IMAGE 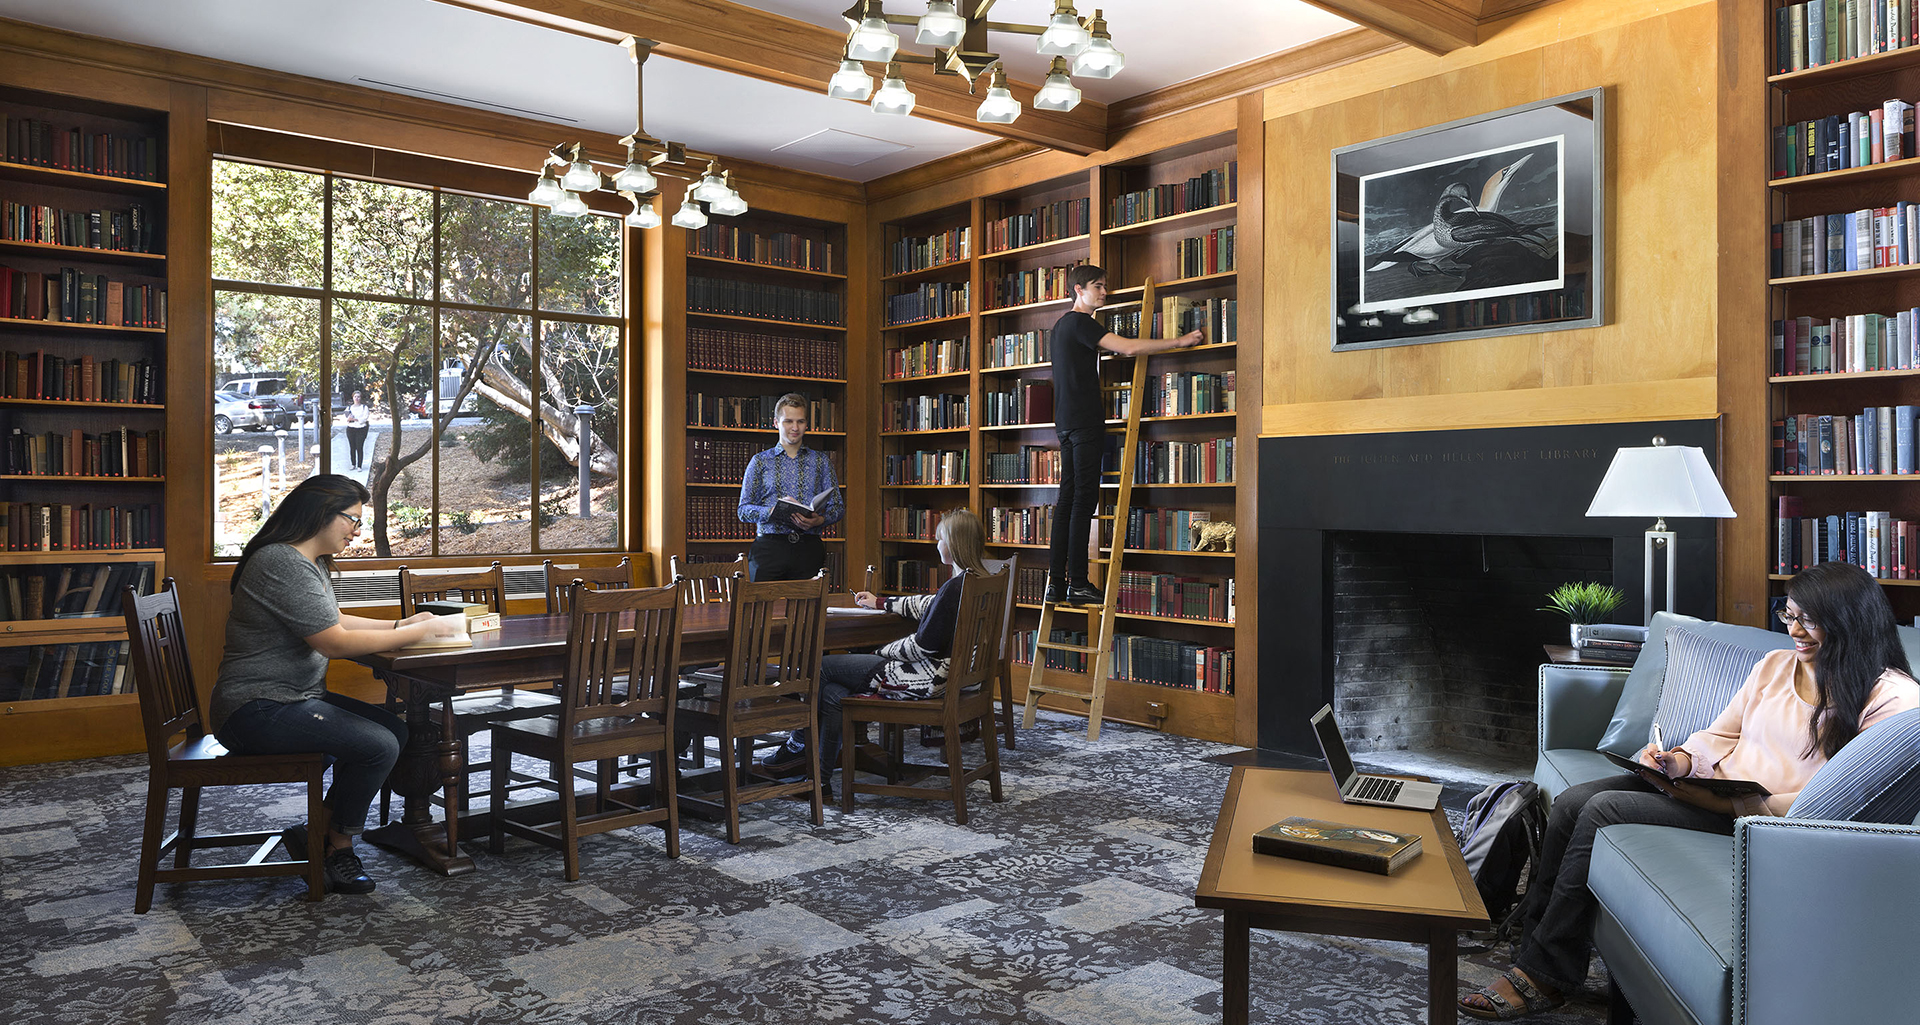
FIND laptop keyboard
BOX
[1353,775,1404,803]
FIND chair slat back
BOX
[980,554,1019,661]
[943,568,1011,705]
[721,575,828,705]
[563,582,683,728]
[671,554,744,605]
[123,577,202,760]
[544,557,633,614]
[397,561,506,616]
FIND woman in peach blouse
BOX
[1462,561,1920,1019]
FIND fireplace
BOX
[1256,419,1721,757]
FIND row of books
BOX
[885,557,946,594]
[1771,99,1915,180]
[1107,163,1237,227]
[1105,297,1238,343]
[1012,622,1234,693]
[686,276,843,326]
[3,427,164,478]
[0,639,133,701]
[984,198,1090,253]
[984,263,1081,310]
[1776,497,1920,578]
[881,505,944,541]
[1773,407,1920,474]
[884,393,970,432]
[986,330,1047,368]
[886,281,971,326]
[1770,311,1920,375]
[1137,437,1236,484]
[0,561,153,622]
[1110,570,1234,623]
[1175,227,1237,278]
[685,494,843,541]
[1771,206,1920,279]
[883,449,968,485]
[985,504,1053,546]
[1113,507,1217,552]
[2,200,159,254]
[984,445,1060,485]
[888,226,970,275]
[1111,371,1236,418]
[885,337,968,379]
[686,436,766,486]
[3,352,160,404]
[1,116,161,180]
[1774,1,1920,75]
[984,379,1053,426]
[3,502,162,551]
[686,326,843,380]
[689,224,835,273]
[687,392,843,433]
[0,265,167,326]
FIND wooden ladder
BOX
[1021,278,1157,741]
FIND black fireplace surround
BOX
[1256,418,1721,756]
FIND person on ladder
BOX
[1047,265,1202,606]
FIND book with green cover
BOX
[1251,816,1423,875]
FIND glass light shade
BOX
[1036,12,1091,56]
[671,195,709,229]
[560,160,602,192]
[915,1,966,47]
[847,16,901,62]
[976,85,1020,124]
[691,171,730,204]
[1032,71,1081,112]
[549,191,590,218]
[1073,36,1124,78]
[527,172,565,207]
[827,59,873,101]
[625,199,661,229]
[871,71,916,116]
[708,189,748,217]
[612,161,657,193]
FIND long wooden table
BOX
[353,602,910,875]
[1194,767,1489,1025]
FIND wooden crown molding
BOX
[432,0,1110,155]
[1298,0,1484,55]
[1108,27,1404,130]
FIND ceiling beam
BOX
[1296,0,1484,55]
[433,0,1111,155]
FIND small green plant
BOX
[1540,582,1626,624]
[397,468,419,502]
[389,504,431,538]
[448,509,481,534]
[538,493,570,529]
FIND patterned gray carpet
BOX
[0,713,1612,1024]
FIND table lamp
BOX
[1585,436,1737,625]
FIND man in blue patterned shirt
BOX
[737,393,843,581]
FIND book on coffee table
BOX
[1252,815,1423,875]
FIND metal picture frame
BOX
[1330,87,1605,350]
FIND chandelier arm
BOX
[984,22,1047,35]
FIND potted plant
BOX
[1540,581,1627,647]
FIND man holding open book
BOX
[737,392,842,582]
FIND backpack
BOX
[1454,780,1546,939]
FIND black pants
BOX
[748,532,825,582]
[1049,425,1105,585]
[345,425,369,469]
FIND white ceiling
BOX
[0,0,1354,181]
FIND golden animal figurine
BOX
[1190,520,1236,552]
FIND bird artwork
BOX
[1365,153,1556,285]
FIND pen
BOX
[1651,722,1666,752]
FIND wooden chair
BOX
[980,554,1020,750]
[490,582,683,880]
[126,577,326,913]
[841,567,1009,825]
[676,574,829,843]
[543,556,634,614]
[671,553,745,603]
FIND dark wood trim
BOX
[1296,0,1482,55]
[1109,28,1405,130]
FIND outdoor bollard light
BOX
[574,403,596,519]
[295,413,307,462]
[274,430,287,488]
[258,446,275,514]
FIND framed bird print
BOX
[1330,88,1605,350]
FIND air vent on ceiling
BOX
[354,78,578,123]
[771,129,910,167]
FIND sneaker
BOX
[1043,581,1068,604]
[759,743,810,778]
[282,824,313,862]
[1064,583,1105,607]
[323,846,376,895]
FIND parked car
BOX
[212,393,288,434]
[216,376,308,423]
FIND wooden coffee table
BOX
[1195,767,1489,1025]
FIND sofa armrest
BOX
[1537,664,1628,754]
[1736,816,1920,1025]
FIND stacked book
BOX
[1576,623,1648,666]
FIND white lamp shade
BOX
[625,199,661,229]
[549,191,590,218]
[1586,444,1737,519]
[527,174,565,207]
[916,1,966,46]
[847,16,901,62]
[827,59,873,100]
[1032,72,1081,112]
[871,74,916,115]
[560,160,602,192]
[976,85,1020,124]
[1074,36,1124,78]
[691,172,730,204]
[671,195,709,229]
[709,190,748,217]
[612,162,657,193]
[1036,11,1091,56]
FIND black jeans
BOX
[1512,774,1735,994]
[215,692,407,835]
[748,532,825,582]
[345,425,370,469]
[1049,425,1105,586]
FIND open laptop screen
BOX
[1310,704,1356,787]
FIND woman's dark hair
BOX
[231,474,370,590]
[1785,561,1911,758]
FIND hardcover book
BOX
[1251,816,1423,875]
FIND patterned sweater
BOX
[871,572,968,700]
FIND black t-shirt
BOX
[1050,310,1106,430]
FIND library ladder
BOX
[1020,279,1157,741]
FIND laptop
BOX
[1309,704,1444,811]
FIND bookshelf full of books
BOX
[872,128,1253,743]
[0,84,169,738]
[680,209,850,589]
[1767,2,1920,618]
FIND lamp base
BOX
[1643,528,1676,626]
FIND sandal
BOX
[1459,968,1565,1020]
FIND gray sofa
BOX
[1534,612,1920,1025]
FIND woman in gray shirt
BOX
[212,475,461,894]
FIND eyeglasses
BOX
[337,511,364,529]
[1776,608,1820,631]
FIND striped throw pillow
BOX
[1651,628,1758,749]
[1788,708,1920,824]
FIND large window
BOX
[211,160,623,557]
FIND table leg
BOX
[363,681,476,876]
[1427,925,1458,1025]
[1223,909,1249,1025]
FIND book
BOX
[772,487,836,523]
[1251,816,1423,875]
[399,613,472,649]
[416,600,500,633]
